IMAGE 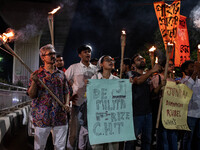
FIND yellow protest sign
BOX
[162,81,193,131]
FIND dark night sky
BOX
[63,0,200,68]
[0,0,200,70]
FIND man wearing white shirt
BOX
[181,60,200,150]
[65,45,97,150]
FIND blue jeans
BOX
[156,123,177,150]
[124,113,152,150]
[183,116,200,150]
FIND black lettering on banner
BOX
[167,27,177,38]
[93,122,102,136]
[156,4,166,17]
[159,16,179,26]
[179,19,186,28]
[104,122,113,135]
[180,45,190,53]
[114,122,124,134]
[163,118,177,125]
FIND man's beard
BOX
[137,65,146,70]
[137,62,146,70]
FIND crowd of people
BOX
[28,44,200,150]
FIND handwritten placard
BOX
[87,79,135,145]
[162,81,193,131]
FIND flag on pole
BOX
[154,0,181,58]
[174,15,190,67]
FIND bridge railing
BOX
[0,82,31,115]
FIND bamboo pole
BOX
[156,43,173,128]
[120,30,126,79]
[1,42,67,110]
[48,15,54,47]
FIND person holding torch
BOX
[124,53,161,150]
[151,58,178,150]
[27,44,70,150]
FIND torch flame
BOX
[48,6,61,15]
[149,46,156,52]
[167,42,174,46]
[155,57,158,64]
[0,30,15,43]
[121,30,126,35]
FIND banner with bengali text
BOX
[174,15,190,67]
[87,79,135,145]
[154,0,181,56]
[162,81,193,131]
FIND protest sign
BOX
[87,79,135,145]
[162,81,193,130]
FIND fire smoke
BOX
[190,2,200,29]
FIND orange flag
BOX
[154,0,181,52]
[174,15,190,67]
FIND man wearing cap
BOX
[65,45,97,150]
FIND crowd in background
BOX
[28,44,200,150]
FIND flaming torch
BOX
[0,30,67,110]
[120,29,126,79]
[149,46,156,68]
[48,6,61,47]
[155,57,158,64]
[197,44,200,62]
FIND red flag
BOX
[174,15,190,67]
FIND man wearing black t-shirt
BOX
[124,53,160,150]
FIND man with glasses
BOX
[65,45,97,150]
[28,44,70,150]
[124,53,160,150]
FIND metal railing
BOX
[0,82,31,115]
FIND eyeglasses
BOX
[168,64,174,67]
[104,58,115,63]
[43,52,56,56]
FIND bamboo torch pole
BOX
[120,30,126,79]
[156,42,173,128]
[48,15,54,47]
[0,40,67,110]
[48,6,61,47]
[149,46,156,68]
